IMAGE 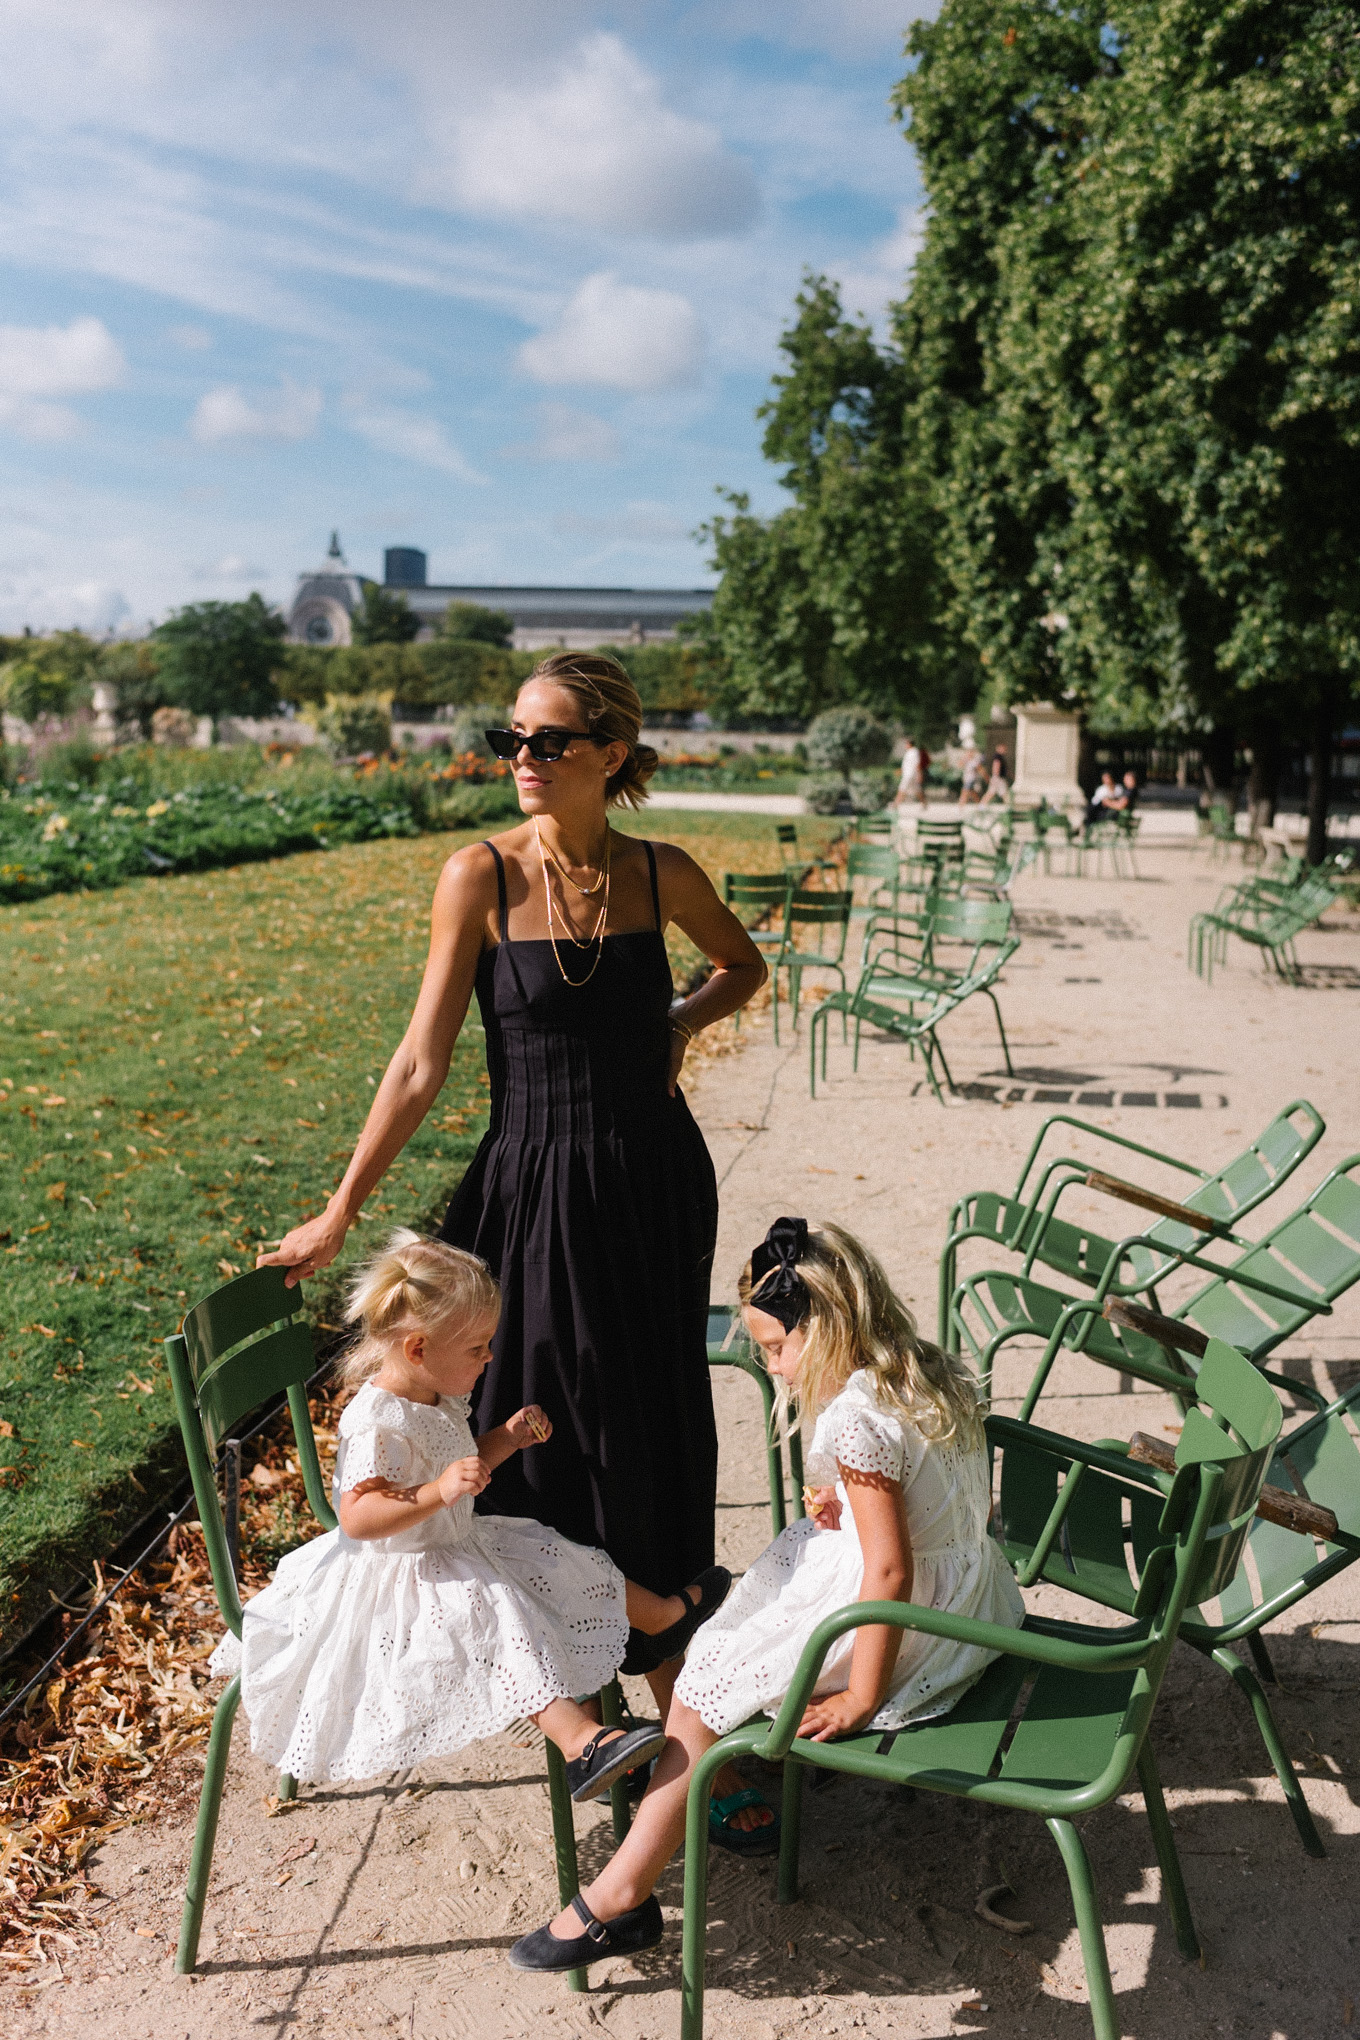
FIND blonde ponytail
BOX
[336,1229,500,1390]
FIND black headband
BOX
[748,1216,810,1332]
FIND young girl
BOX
[508,1216,1025,1973]
[212,1232,728,1801]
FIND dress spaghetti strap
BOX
[643,840,661,932]
[483,840,508,944]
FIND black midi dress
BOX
[440,840,719,1596]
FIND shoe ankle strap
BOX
[570,1892,609,1944]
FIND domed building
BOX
[286,532,365,646]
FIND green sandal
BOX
[708,1788,780,1857]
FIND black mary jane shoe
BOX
[621,1565,732,1677]
[566,1725,668,1804]
[508,1891,664,1973]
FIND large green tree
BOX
[351,582,421,645]
[152,595,287,721]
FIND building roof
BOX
[396,584,713,630]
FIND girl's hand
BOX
[257,1201,349,1288]
[438,1454,490,1507]
[505,1405,552,1450]
[803,1485,841,1531]
[796,1689,876,1743]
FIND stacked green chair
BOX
[844,841,901,917]
[947,1152,1360,1418]
[858,894,1017,1077]
[809,927,1018,1103]
[1189,867,1337,983]
[681,1339,1277,2040]
[993,1307,1360,1858]
[770,887,853,1041]
[166,1266,628,1994]
[938,1100,1326,1345]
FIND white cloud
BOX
[432,32,757,239]
[193,553,267,581]
[554,501,689,543]
[189,379,322,442]
[0,313,127,395]
[0,397,84,441]
[503,401,620,463]
[519,273,703,393]
[167,322,213,349]
[343,403,487,482]
[834,205,926,329]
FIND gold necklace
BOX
[536,822,612,985]
[534,820,609,896]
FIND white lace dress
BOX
[674,1370,1024,1737]
[209,1383,628,1783]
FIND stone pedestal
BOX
[91,679,119,744]
[1012,702,1084,811]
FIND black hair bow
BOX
[748,1215,810,1332]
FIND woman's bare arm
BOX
[258,843,498,1284]
[653,844,767,1093]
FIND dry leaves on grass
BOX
[0,1387,344,1973]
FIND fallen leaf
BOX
[46,1181,67,1202]
[276,1836,316,1866]
[217,1260,239,1278]
[42,1095,67,1108]
[249,1464,285,1490]
[134,1927,157,1940]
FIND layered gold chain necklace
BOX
[534,819,612,986]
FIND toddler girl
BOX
[212,1231,726,1801]
[509,1216,1024,1972]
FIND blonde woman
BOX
[508,1217,1023,1975]
[261,654,764,1714]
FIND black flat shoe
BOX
[508,1892,664,1973]
[621,1565,732,1677]
[565,1725,667,1803]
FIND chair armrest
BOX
[756,1601,1155,1761]
[1013,1116,1207,1205]
[986,1413,1170,1491]
[1084,1169,1225,1235]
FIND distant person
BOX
[1085,770,1126,829]
[894,735,926,808]
[957,743,984,804]
[1120,770,1139,813]
[979,745,1009,804]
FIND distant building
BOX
[284,535,714,650]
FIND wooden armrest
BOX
[1127,1433,1338,1541]
[1103,1296,1209,1357]
[1085,1167,1221,1234]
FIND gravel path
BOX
[12,843,1360,2040]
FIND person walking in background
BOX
[259,652,766,1719]
[894,735,927,809]
[979,744,1009,804]
[957,742,984,804]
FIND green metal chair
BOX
[770,887,853,1042]
[949,1152,1360,1419]
[809,933,1017,1103]
[706,1304,805,1534]
[681,1340,1275,2040]
[722,870,794,963]
[993,1308,1360,1858]
[166,1266,626,1993]
[858,895,1018,1077]
[1189,869,1337,984]
[853,809,896,841]
[845,841,901,917]
[938,1099,1326,1345]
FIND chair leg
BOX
[278,1771,297,1803]
[599,1679,631,1844]
[1246,1631,1276,1684]
[1136,1741,1199,1959]
[1046,1816,1118,2040]
[984,989,1015,1076]
[681,1740,737,2040]
[777,1756,804,1905]
[544,1736,588,1992]
[1211,1645,1326,1857]
[176,1675,241,1972]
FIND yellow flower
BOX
[41,813,70,842]
[145,800,170,819]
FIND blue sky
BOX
[0,2,932,633]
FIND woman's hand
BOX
[437,1454,491,1507]
[504,1404,552,1451]
[257,1201,350,1288]
[803,1485,842,1531]
[796,1688,877,1742]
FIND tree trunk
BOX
[1306,686,1336,866]
[1199,725,1236,812]
[1246,735,1278,839]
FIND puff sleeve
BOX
[335,1424,415,1492]
[806,1398,907,1487]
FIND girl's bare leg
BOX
[642,1665,770,1835]
[626,1582,688,1632]
[534,1697,618,1761]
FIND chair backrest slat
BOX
[182,1264,302,1388]
[196,1321,317,1456]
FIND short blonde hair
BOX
[521,651,658,810]
[739,1220,983,1450]
[336,1229,500,1390]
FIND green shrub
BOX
[313,697,392,758]
[805,706,894,775]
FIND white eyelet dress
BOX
[209,1384,629,1783]
[673,1370,1024,1738]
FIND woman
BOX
[261,653,765,1643]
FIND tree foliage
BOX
[439,601,514,648]
[151,595,287,720]
[351,582,421,645]
[0,630,101,726]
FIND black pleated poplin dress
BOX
[440,840,719,1597]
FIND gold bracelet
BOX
[670,1018,694,1044]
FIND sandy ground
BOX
[10,840,1360,2040]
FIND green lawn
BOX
[0,807,833,1643]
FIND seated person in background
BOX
[1120,769,1139,813]
[1085,769,1125,828]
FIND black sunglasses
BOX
[484,725,605,764]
